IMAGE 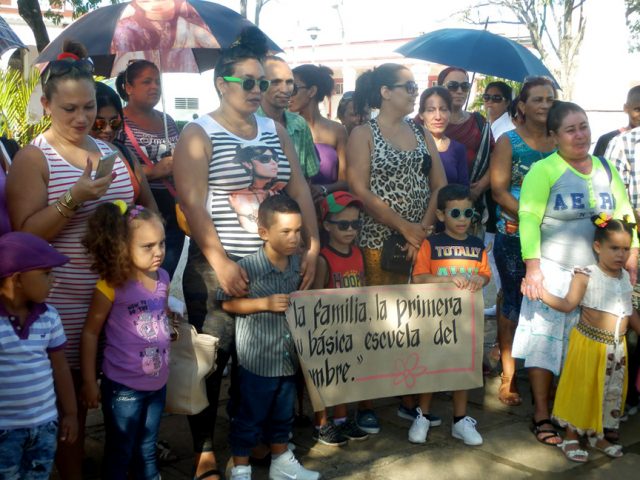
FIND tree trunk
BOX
[17,0,50,52]
[240,0,248,18]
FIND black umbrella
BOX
[35,0,282,76]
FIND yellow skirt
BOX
[552,325,627,437]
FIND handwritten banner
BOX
[286,284,484,411]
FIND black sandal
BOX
[530,418,562,446]
[194,469,222,480]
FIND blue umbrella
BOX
[396,28,557,85]
[35,0,281,76]
[0,16,25,56]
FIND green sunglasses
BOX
[223,76,270,92]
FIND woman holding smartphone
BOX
[6,40,136,480]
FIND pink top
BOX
[34,134,135,368]
[100,269,171,391]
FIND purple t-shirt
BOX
[439,139,469,185]
[101,269,171,391]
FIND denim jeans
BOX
[0,420,58,480]
[230,367,296,457]
[101,377,166,480]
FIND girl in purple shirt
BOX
[80,202,171,480]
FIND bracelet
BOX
[54,201,70,218]
[60,188,82,211]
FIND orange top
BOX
[413,232,491,280]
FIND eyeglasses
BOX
[292,84,309,96]
[482,94,505,103]
[43,59,94,84]
[446,81,471,93]
[92,118,123,132]
[445,208,476,219]
[387,81,419,95]
[223,76,270,92]
[326,219,363,231]
[252,154,276,164]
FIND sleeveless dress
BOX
[34,134,135,368]
[311,143,339,185]
[359,118,431,286]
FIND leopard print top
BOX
[359,118,431,250]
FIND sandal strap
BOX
[194,469,222,480]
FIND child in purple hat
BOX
[0,232,77,479]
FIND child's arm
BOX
[540,271,589,313]
[80,288,113,409]
[222,294,290,314]
[49,350,78,444]
[629,309,640,335]
[312,255,329,290]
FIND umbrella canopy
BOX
[396,28,557,85]
[35,0,282,76]
[0,16,25,56]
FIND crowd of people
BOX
[2,25,640,480]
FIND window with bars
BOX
[175,97,199,110]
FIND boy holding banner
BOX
[311,192,370,446]
[409,184,491,446]
[217,195,320,480]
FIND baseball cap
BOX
[320,191,363,220]
[0,232,69,278]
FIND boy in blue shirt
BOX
[218,195,320,480]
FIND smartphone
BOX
[94,151,119,179]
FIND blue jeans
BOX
[0,420,58,480]
[230,367,296,457]
[101,377,166,480]
[494,233,525,322]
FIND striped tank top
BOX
[193,114,291,258]
[34,134,135,368]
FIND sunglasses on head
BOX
[446,208,476,219]
[92,118,123,132]
[43,59,94,84]
[223,76,270,92]
[326,219,363,231]
[388,81,419,95]
[446,81,471,93]
[252,154,276,164]
[482,93,505,103]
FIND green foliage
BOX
[44,0,121,25]
[626,0,640,52]
[469,76,522,113]
[0,68,51,147]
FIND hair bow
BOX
[112,199,128,215]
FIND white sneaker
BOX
[269,450,320,480]
[451,416,483,446]
[408,407,430,444]
[230,464,252,480]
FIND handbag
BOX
[123,122,192,236]
[165,318,219,415]
[380,234,413,275]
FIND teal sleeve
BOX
[518,161,552,260]
[610,159,640,248]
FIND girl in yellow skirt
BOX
[540,215,640,463]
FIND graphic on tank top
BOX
[228,145,288,234]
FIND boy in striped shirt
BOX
[0,232,77,479]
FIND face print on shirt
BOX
[141,346,162,376]
[134,311,160,342]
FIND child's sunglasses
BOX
[482,93,505,103]
[326,219,363,231]
[446,208,476,219]
[92,118,123,132]
[223,76,270,92]
[446,81,471,93]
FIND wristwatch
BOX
[62,189,82,211]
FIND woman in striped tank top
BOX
[6,41,135,480]
[173,27,319,480]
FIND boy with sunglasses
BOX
[408,184,491,446]
[311,192,371,445]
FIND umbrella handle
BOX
[157,49,171,151]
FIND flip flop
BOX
[194,469,222,480]
[588,437,624,458]
[530,418,562,446]
[558,440,589,463]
